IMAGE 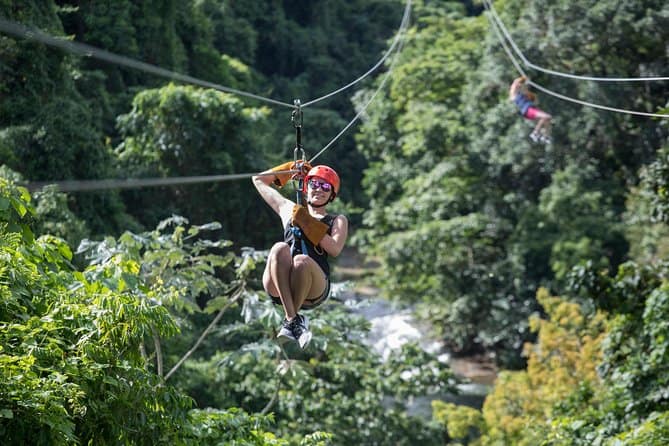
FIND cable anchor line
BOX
[308,9,410,164]
[0,17,294,108]
[292,98,307,174]
[300,0,413,108]
[6,0,414,191]
[483,0,669,119]
[0,0,413,111]
[23,171,298,193]
[483,0,669,82]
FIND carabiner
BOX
[292,98,306,175]
[291,99,303,130]
[294,146,306,165]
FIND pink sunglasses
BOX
[308,179,332,192]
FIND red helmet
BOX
[304,165,340,197]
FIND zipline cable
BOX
[484,3,669,119]
[0,0,412,111]
[0,17,295,109]
[527,81,669,118]
[308,14,409,164]
[17,7,412,191]
[4,2,414,189]
[483,0,669,82]
[301,0,412,108]
[485,6,528,79]
[25,170,298,193]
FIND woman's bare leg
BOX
[263,242,297,319]
[532,120,543,135]
[534,110,552,136]
[289,254,327,311]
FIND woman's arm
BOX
[252,171,294,221]
[508,76,526,100]
[318,215,348,257]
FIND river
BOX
[332,247,497,416]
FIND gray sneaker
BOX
[292,314,312,349]
[529,132,540,142]
[277,318,297,343]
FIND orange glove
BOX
[292,204,329,246]
[270,161,312,187]
[270,161,295,187]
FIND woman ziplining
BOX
[509,75,553,144]
[252,162,348,349]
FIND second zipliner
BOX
[509,76,553,144]
[251,101,349,349]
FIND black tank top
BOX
[284,214,337,277]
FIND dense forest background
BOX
[1,0,669,444]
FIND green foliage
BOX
[183,408,290,445]
[445,262,669,446]
[536,162,627,284]
[77,215,241,315]
[74,213,456,445]
[355,0,669,368]
[638,145,669,224]
[32,185,89,247]
[0,180,191,444]
[0,1,135,236]
[624,176,669,265]
[541,262,669,445]
[115,84,276,245]
[0,173,36,242]
[432,401,484,444]
[0,179,318,445]
[174,297,454,445]
[465,288,608,446]
[607,412,669,446]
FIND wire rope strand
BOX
[309,17,409,164]
[25,170,297,193]
[527,81,669,118]
[485,3,669,119]
[0,17,295,108]
[485,6,527,78]
[483,0,669,82]
[301,0,412,108]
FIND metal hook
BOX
[293,146,306,164]
[291,99,303,129]
[292,98,305,163]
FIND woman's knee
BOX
[537,110,551,120]
[292,254,311,270]
[268,242,291,259]
[293,255,325,281]
[291,255,320,280]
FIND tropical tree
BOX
[0,177,310,445]
[115,84,277,246]
[355,0,669,367]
